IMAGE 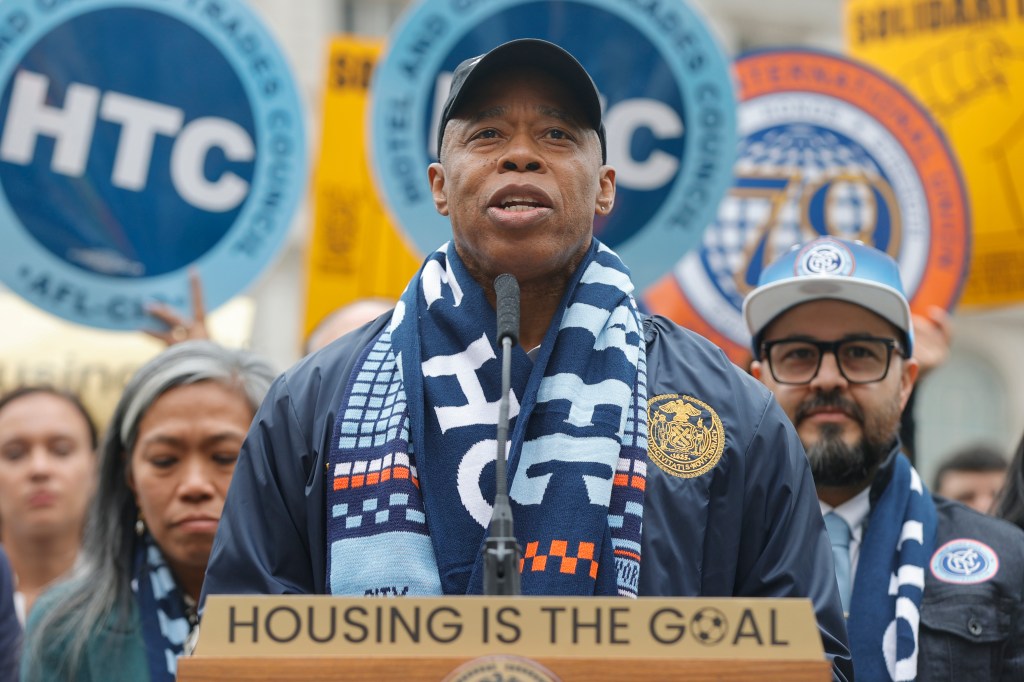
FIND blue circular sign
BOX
[371,0,736,291]
[0,0,306,329]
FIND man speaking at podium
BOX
[204,39,851,679]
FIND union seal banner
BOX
[370,0,737,291]
[645,49,970,362]
[0,0,306,329]
[846,0,1024,308]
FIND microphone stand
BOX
[483,274,522,596]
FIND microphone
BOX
[484,274,522,596]
[495,273,520,346]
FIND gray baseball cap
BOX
[743,237,914,358]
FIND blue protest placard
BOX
[0,0,306,329]
[370,0,737,291]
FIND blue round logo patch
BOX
[0,0,306,329]
[930,539,999,585]
[796,240,855,278]
[370,0,736,291]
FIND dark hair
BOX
[994,433,1024,531]
[0,385,98,449]
[932,444,1008,492]
[21,341,276,680]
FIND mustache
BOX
[795,390,864,425]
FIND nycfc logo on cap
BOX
[796,241,855,278]
[0,0,306,329]
[371,0,736,291]
[930,539,999,585]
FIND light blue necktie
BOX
[824,511,852,615]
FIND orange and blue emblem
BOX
[646,48,970,364]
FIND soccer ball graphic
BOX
[690,607,729,645]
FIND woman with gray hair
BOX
[20,340,276,682]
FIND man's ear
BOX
[750,360,764,381]
[898,356,920,412]
[428,163,449,216]
[594,165,616,215]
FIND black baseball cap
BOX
[436,38,607,162]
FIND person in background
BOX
[304,297,396,354]
[745,236,1024,680]
[0,387,97,624]
[204,39,851,680]
[933,444,1008,514]
[0,545,20,681]
[20,341,275,682]
[994,431,1024,531]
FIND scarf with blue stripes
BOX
[133,533,194,682]
[325,240,646,597]
[849,453,937,680]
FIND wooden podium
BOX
[178,596,832,681]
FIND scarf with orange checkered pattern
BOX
[325,241,646,597]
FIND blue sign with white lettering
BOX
[0,0,306,329]
[371,0,736,291]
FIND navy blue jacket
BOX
[868,449,1024,680]
[204,313,851,680]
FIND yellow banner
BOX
[302,36,420,339]
[845,0,1024,307]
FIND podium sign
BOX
[180,596,831,681]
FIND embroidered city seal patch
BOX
[930,538,999,585]
[647,394,724,479]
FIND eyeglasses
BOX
[760,337,904,385]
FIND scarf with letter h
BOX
[326,240,647,597]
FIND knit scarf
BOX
[132,533,194,682]
[326,240,647,597]
[849,453,937,681]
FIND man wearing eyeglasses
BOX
[744,237,1024,681]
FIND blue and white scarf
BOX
[132,533,194,682]
[326,240,647,597]
[849,454,937,681]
